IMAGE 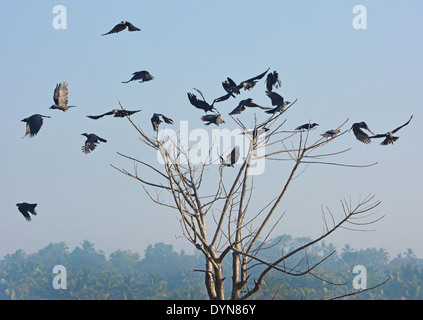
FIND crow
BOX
[50,81,76,112]
[122,71,154,84]
[87,109,141,120]
[201,114,225,126]
[350,122,374,144]
[235,68,270,92]
[296,123,319,131]
[369,115,413,146]
[220,146,240,167]
[102,21,141,36]
[81,133,107,154]
[265,91,290,114]
[265,70,281,92]
[16,203,37,222]
[187,88,216,113]
[151,113,174,132]
[321,129,340,139]
[21,114,50,138]
[229,98,270,115]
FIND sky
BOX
[0,1,422,262]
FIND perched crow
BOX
[350,122,374,144]
[369,115,413,146]
[102,21,141,36]
[321,129,340,139]
[229,98,270,115]
[265,71,281,92]
[81,133,107,154]
[187,89,216,113]
[87,109,141,120]
[50,81,76,112]
[151,113,174,132]
[21,114,50,138]
[16,203,37,222]
[220,146,240,167]
[201,114,225,126]
[296,123,319,131]
[122,71,154,84]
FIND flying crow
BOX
[122,71,154,84]
[369,115,413,146]
[16,203,37,222]
[50,81,76,112]
[201,114,225,126]
[265,70,281,92]
[220,146,240,167]
[229,98,270,115]
[350,122,374,144]
[87,109,141,120]
[81,133,107,154]
[102,21,141,36]
[21,114,50,138]
[151,113,174,132]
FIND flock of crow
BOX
[16,20,413,222]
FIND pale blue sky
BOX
[0,1,422,260]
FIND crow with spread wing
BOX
[187,88,216,113]
[50,81,76,112]
[21,114,50,138]
[265,70,281,92]
[16,203,38,222]
[350,122,374,144]
[220,146,240,167]
[81,133,107,154]
[102,21,141,36]
[229,98,270,115]
[151,113,174,132]
[369,115,413,145]
[87,109,141,120]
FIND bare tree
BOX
[112,82,384,300]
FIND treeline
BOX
[1,235,423,300]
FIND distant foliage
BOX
[0,237,422,300]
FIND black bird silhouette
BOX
[50,81,76,112]
[87,109,141,120]
[220,146,240,167]
[265,91,290,114]
[350,122,374,144]
[187,89,216,113]
[21,114,50,138]
[81,133,107,154]
[201,114,225,126]
[369,115,413,146]
[229,98,270,115]
[122,71,154,83]
[16,203,37,222]
[265,70,281,92]
[296,123,319,131]
[102,21,141,36]
[151,113,174,132]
